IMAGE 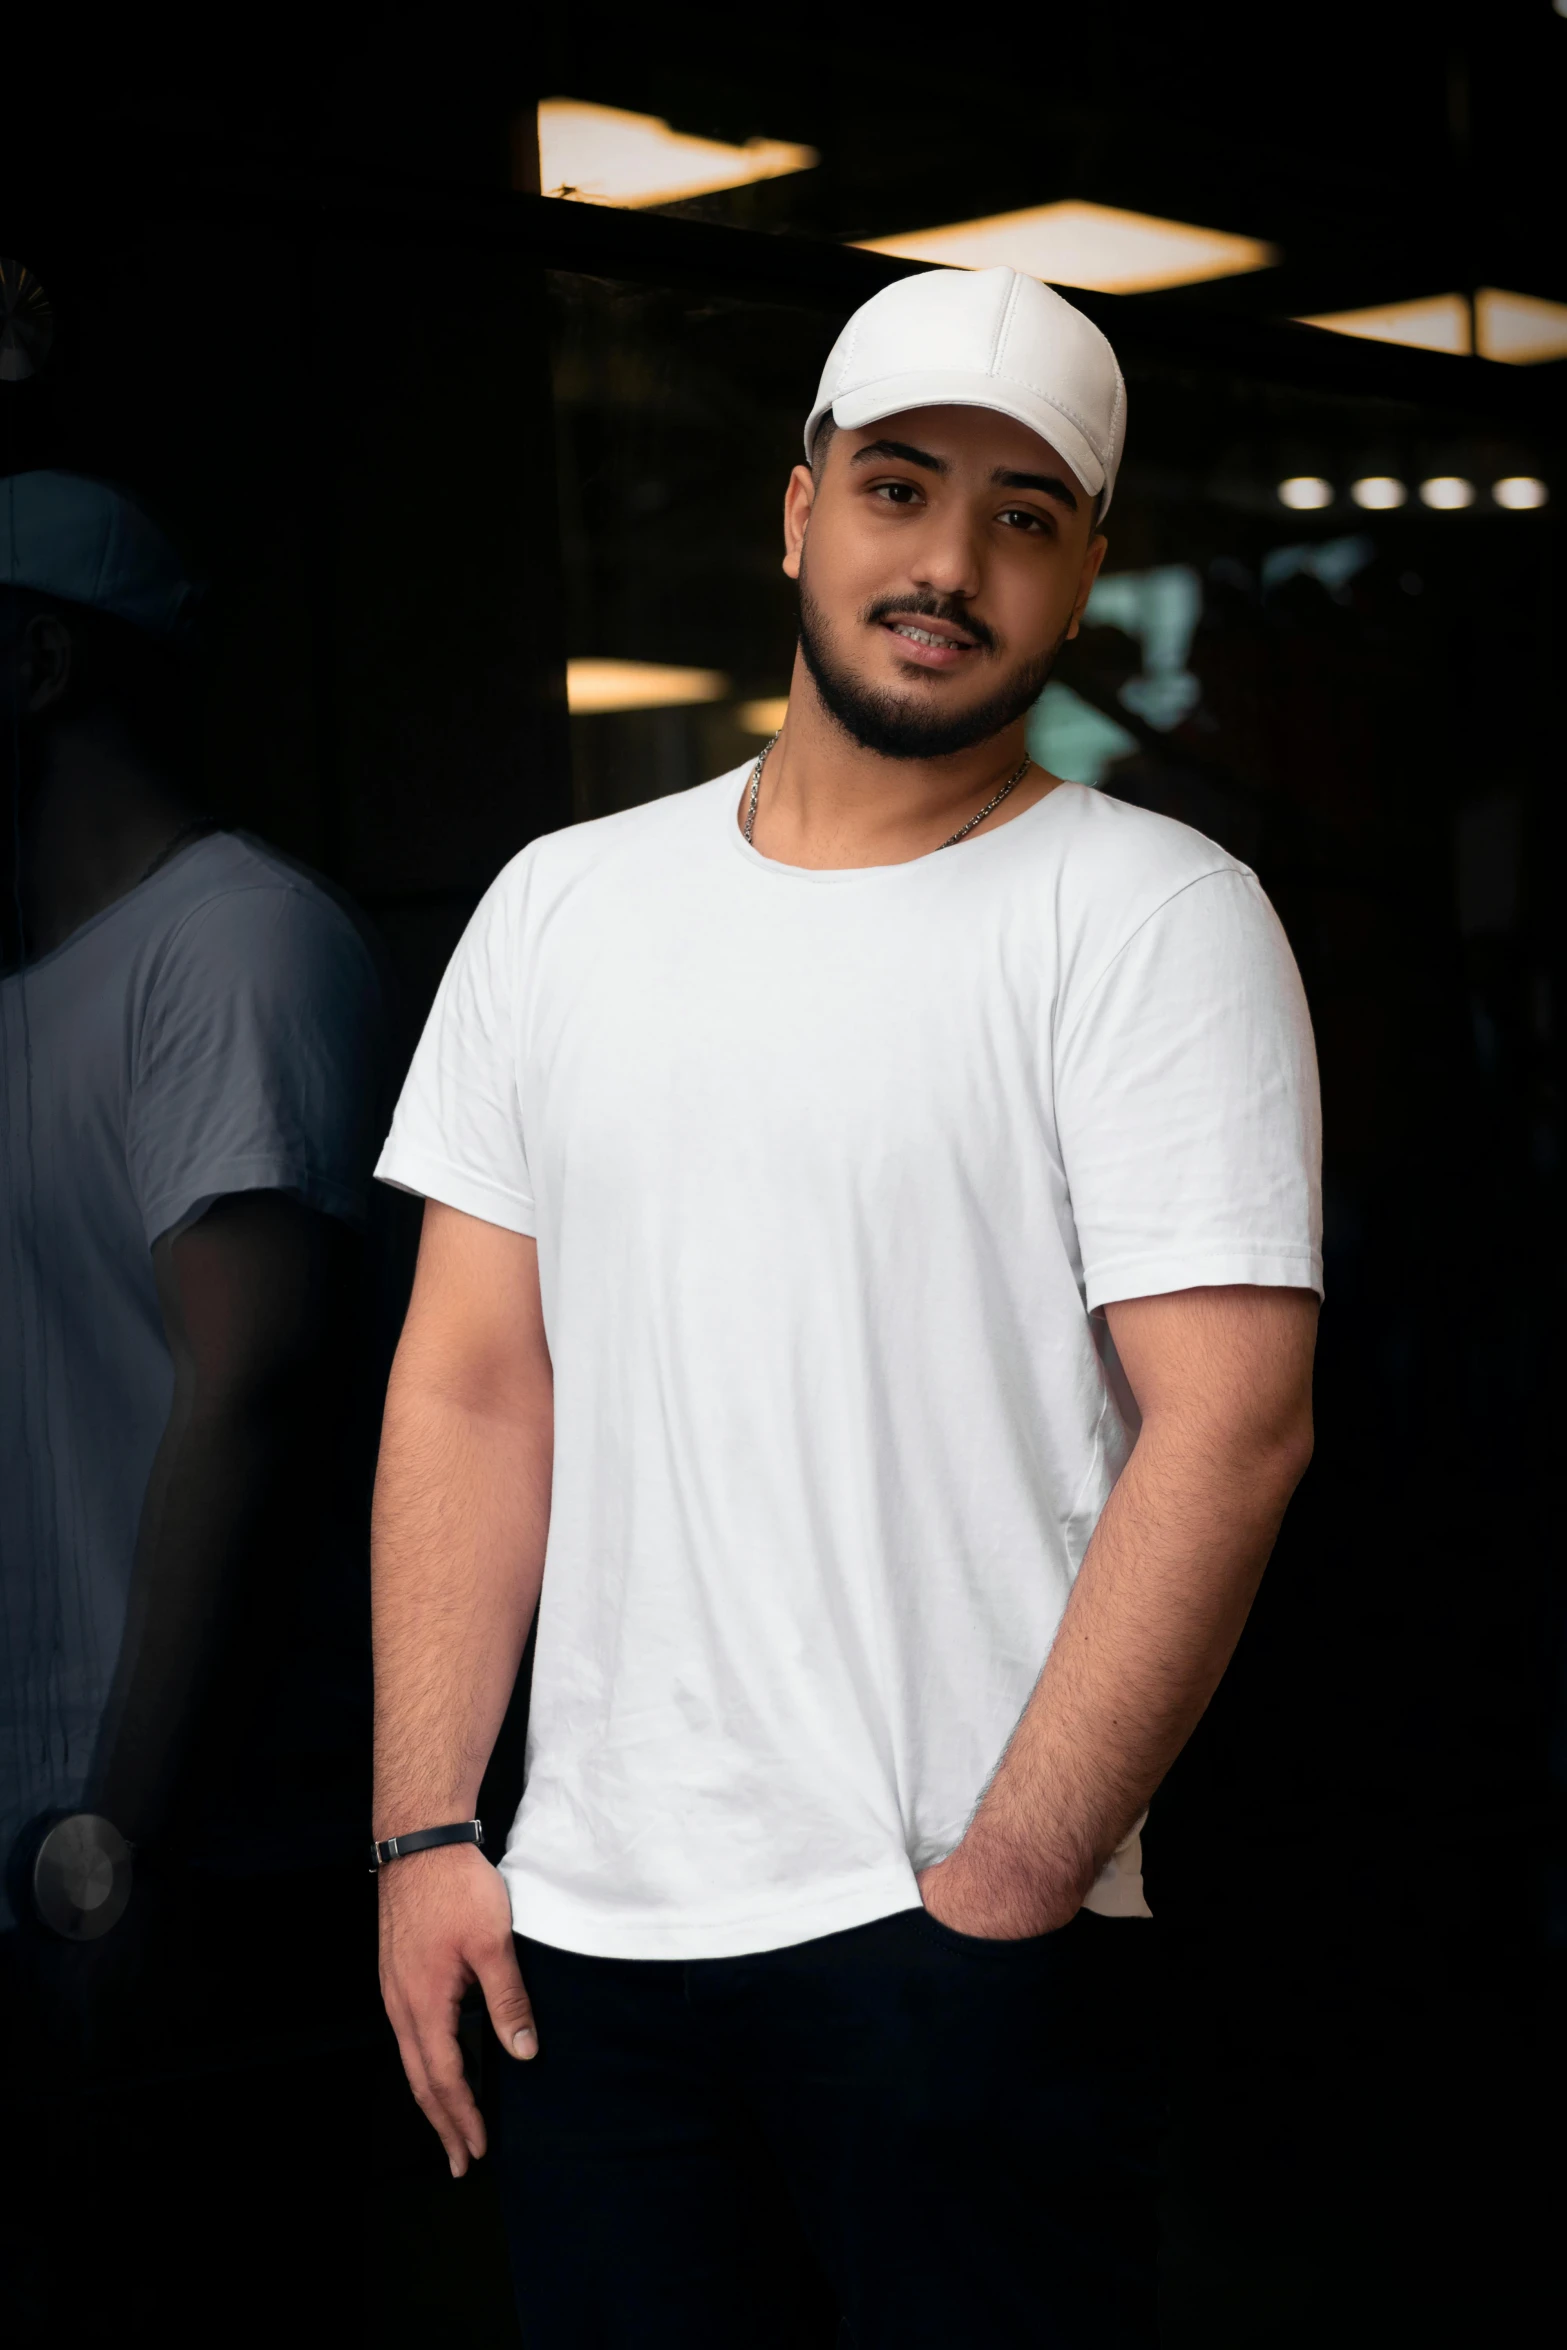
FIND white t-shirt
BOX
[377,770,1322,1959]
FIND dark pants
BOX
[495,1904,1163,2348]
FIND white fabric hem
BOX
[141,1157,367,1246]
[500,1861,926,1960]
[1085,1245,1324,1310]
[374,1142,537,1236]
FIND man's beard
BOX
[796,569,1065,761]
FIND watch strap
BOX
[369,1818,484,1872]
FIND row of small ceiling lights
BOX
[1278,474,1548,512]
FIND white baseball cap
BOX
[804,266,1127,519]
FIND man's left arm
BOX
[94,879,385,1853]
[89,1191,361,1852]
[919,1282,1318,1936]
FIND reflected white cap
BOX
[0,470,200,636]
[805,266,1127,518]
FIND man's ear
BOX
[782,462,816,583]
[23,614,74,715]
[1065,534,1109,642]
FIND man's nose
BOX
[907,511,983,602]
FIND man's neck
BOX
[11,720,196,960]
[742,649,1057,871]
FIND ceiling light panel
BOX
[539,101,816,208]
[1475,288,1567,365]
[859,200,1275,295]
[1298,294,1472,357]
[567,660,729,714]
[1300,288,1567,366]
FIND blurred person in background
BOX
[0,472,386,2332]
[371,271,1322,2349]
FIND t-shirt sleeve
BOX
[374,866,535,1236]
[1055,865,1323,1309]
[127,883,386,1247]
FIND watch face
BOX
[32,1814,134,1939]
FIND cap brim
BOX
[816,372,1110,515]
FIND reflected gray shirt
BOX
[0,832,383,1914]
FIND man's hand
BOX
[378,1843,538,2178]
[915,1838,1085,1940]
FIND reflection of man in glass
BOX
[373,272,1322,2345]
[0,474,384,1963]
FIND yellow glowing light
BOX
[567,660,729,714]
[1350,476,1407,510]
[738,696,790,736]
[859,200,1275,295]
[1475,288,1567,365]
[1418,477,1475,511]
[1300,288,1567,365]
[1299,293,1472,356]
[539,100,816,208]
[1278,477,1334,511]
[1493,477,1548,510]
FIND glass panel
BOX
[550,270,829,818]
[1,205,565,2333]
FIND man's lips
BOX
[879,616,982,671]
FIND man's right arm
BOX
[372,1198,553,2177]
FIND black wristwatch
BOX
[369,1818,485,1873]
[7,1811,135,1939]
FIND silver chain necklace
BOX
[741,733,1031,852]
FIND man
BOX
[373,267,1322,2347]
[1,472,388,2327]
[0,470,386,2025]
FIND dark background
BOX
[2,5,1562,2340]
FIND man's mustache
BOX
[860,593,1000,656]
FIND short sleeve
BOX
[127,883,386,1247]
[1055,867,1323,1309]
[374,863,535,1236]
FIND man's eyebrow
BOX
[848,438,948,474]
[847,440,1079,513]
[992,466,1078,512]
